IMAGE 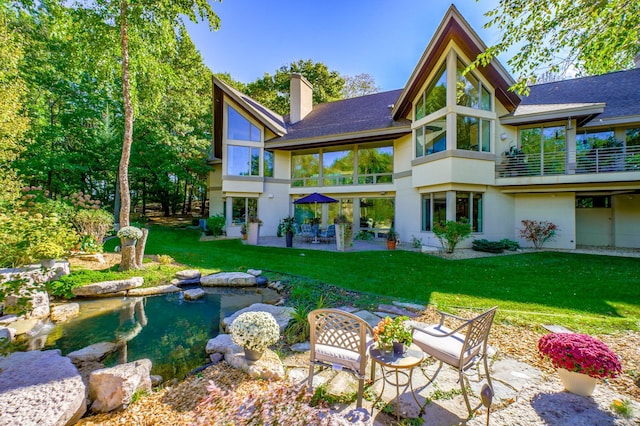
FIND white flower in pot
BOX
[229,311,280,361]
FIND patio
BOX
[254,235,395,252]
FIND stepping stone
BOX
[184,288,205,300]
[290,342,310,352]
[352,310,382,328]
[377,304,418,317]
[247,269,262,276]
[374,311,398,319]
[542,324,573,333]
[67,342,119,363]
[392,301,427,312]
[336,306,359,313]
[72,277,143,296]
[171,277,201,286]
[175,269,201,280]
[128,284,180,296]
[201,272,256,287]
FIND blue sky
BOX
[185,1,506,91]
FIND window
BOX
[264,150,274,177]
[626,128,640,146]
[358,146,393,183]
[359,198,394,230]
[519,125,566,175]
[422,192,482,232]
[416,118,447,157]
[416,64,447,121]
[292,153,320,187]
[576,129,615,152]
[456,115,490,152]
[323,149,353,186]
[576,196,611,208]
[231,197,258,223]
[227,105,261,142]
[456,60,491,111]
[227,146,260,176]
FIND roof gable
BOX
[392,5,520,120]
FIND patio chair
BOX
[299,224,314,242]
[308,308,374,408]
[319,224,336,243]
[410,306,497,417]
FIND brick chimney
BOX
[290,73,313,124]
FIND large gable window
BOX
[416,118,447,157]
[227,105,261,142]
[415,64,447,121]
[227,145,260,176]
[456,60,491,111]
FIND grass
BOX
[103,225,640,334]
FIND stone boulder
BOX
[67,341,119,363]
[221,303,294,333]
[200,272,256,287]
[72,277,144,297]
[50,303,80,323]
[0,326,15,342]
[205,333,284,380]
[184,288,205,300]
[127,284,180,296]
[247,269,262,276]
[0,350,86,426]
[3,282,50,320]
[175,269,201,280]
[89,358,152,413]
[171,277,201,286]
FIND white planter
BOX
[335,224,353,251]
[247,223,260,245]
[557,368,597,396]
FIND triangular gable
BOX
[392,4,520,121]
[212,77,287,137]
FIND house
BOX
[207,5,640,250]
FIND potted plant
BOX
[117,226,143,247]
[334,215,353,252]
[386,228,399,249]
[240,223,247,240]
[538,333,622,396]
[246,216,262,245]
[31,241,65,268]
[280,216,296,248]
[373,315,413,357]
[229,311,280,362]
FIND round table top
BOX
[370,343,424,368]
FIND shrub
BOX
[520,219,557,249]
[205,214,226,237]
[355,230,374,241]
[472,239,505,253]
[156,254,175,265]
[411,235,423,248]
[73,209,113,245]
[432,219,472,253]
[500,238,520,251]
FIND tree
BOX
[472,0,640,94]
[0,4,29,204]
[341,73,380,98]
[245,59,345,116]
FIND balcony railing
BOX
[292,172,393,187]
[497,146,640,178]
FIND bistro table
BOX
[370,343,425,421]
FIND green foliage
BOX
[432,219,472,254]
[520,220,557,249]
[386,228,399,242]
[472,239,506,254]
[472,0,640,94]
[156,254,175,265]
[283,296,326,345]
[355,230,374,241]
[611,399,634,418]
[205,215,225,237]
[245,59,345,116]
[341,73,381,99]
[73,208,114,246]
[500,238,520,251]
[411,235,423,248]
[309,384,357,406]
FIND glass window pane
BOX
[481,119,491,152]
[323,149,353,186]
[292,153,320,187]
[250,124,261,142]
[456,191,470,223]
[227,145,250,176]
[418,64,447,119]
[360,198,394,230]
[415,127,424,158]
[542,126,565,174]
[264,151,274,177]
[231,197,245,223]
[247,198,258,218]
[456,115,479,150]
[421,195,431,231]
[456,60,479,108]
[433,192,446,226]
[424,118,447,155]
[626,128,640,146]
[576,129,615,152]
[473,193,483,232]
[358,145,393,183]
[227,105,261,142]
[481,85,491,111]
[250,148,260,176]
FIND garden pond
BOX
[37,286,280,380]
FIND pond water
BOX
[41,287,280,381]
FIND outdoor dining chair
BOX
[319,224,336,243]
[410,306,497,417]
[308,308,374,408]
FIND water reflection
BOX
[40,287,279,380]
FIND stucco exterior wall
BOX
[576,208,612,246]
[612,194,640,248]
[514,193,576,249]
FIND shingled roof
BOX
[267,89,411,148]
[520,68,640,125]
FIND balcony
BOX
[496,146,640,179]
[292,172,393,187]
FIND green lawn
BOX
[106,225,640,334]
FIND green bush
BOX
[206,215,226,237]
[432,219,472,253]
[501,238,520,251]
[73,208,113,245]
[472,239,505,253]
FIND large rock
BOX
[89,358,152,413]
[0,350,86,426]
[225,347,285,380]
[221,303,294,333]
[184,288,205,300]
[175,269,201,280]
[67,341,119,363]
[50,303,80,323]
[205,333,238,354]
[127,284,181,296]
[72,277,144,297]
[0,326,15,342]
[3,282,50,320]
[201,272,257,287]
